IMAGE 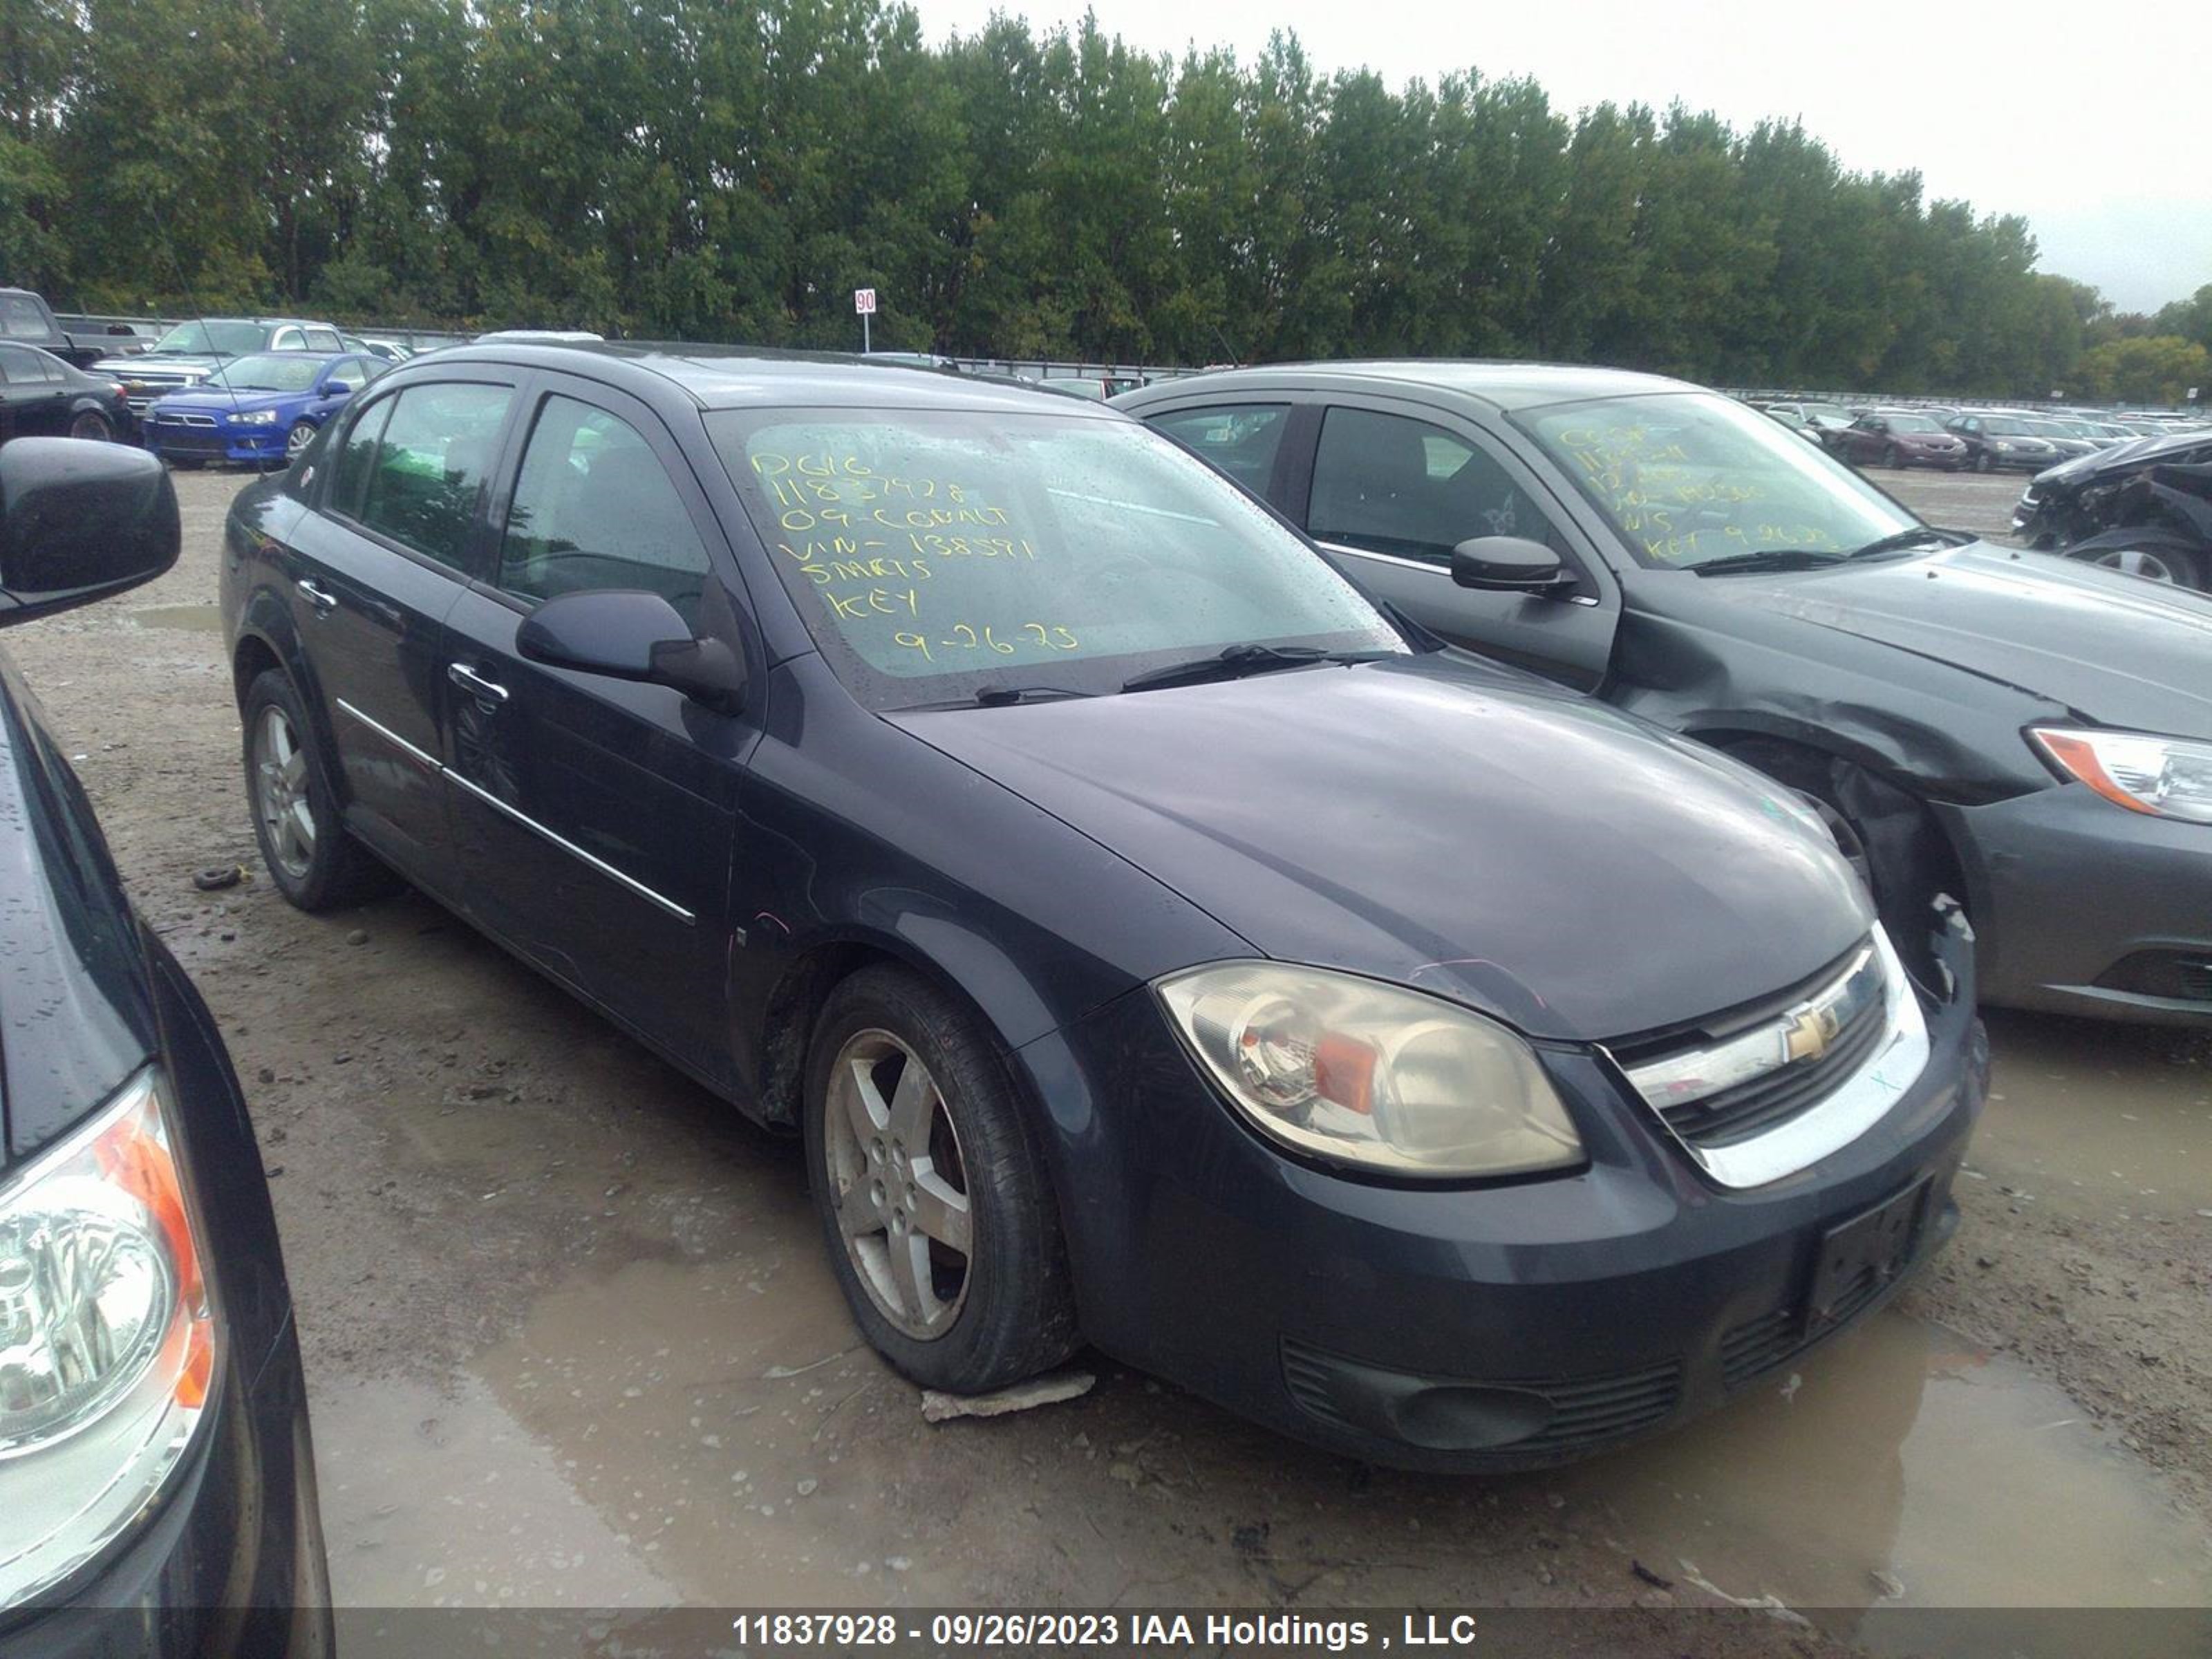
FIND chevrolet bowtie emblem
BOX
[1783,1004,1842,1064]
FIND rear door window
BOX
[0,344,36,382]
[1308,406,1563,565]
[1144,404,1290,495]
[353,384,514,572]
[496,394,711,627]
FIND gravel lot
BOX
[9,465,2209,1655]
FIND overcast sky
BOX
[906,0,2209,315]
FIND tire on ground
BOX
[802,963,1078,1394]
[241,667,399,910]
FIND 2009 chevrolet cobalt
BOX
[220,344,1985,1467]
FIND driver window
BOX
[498,394,711,628]
[1308,406,1564,568]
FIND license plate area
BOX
[1807,1177,1930,1331]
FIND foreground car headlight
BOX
[229,410,279,427]
[2031,727,2212,825]
[0,1071,218,1610]
[1156,964,1583,1177]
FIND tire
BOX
[68,409,113,442]
[1883,444,1903,470]
[803,964,1077,1394]
[241,668,397,910]
[283,420,317,465]
[1975,451,1995,474]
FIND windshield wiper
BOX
[1844,526,1974,559]
[1119,644,1391,694]
[1690,548,1850,577]
[898,684,1098,711]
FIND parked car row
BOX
[1753,395,2205,476]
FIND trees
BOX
[11,0,2183,397]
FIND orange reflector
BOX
[2038,731,2158,816]
[1313,1032,1379,1115]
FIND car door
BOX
[0,345,68,439]
[1841,417,1880,464]
[439,377,751,1085]
[288,374,521,892]
[1288,397,1621,688]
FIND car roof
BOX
[1117,359,1709,413]
[408,341,1125,418]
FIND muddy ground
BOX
[9,467,2209,1656]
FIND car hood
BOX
[95,353,217,377]
[151,386,300,415]
[890,654,1870,1042]
[2034,424,2210,488]
[1703,542,2212,738]
[0,656,158,1168]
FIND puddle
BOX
[1563,1309,2212,1649]
[1976,1011,2212,1210]
[127,602,223,632]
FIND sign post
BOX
[854,287,877,354]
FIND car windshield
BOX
[1517,392,1917,569]
[709,408,1405,709]
[1884,414,1942,433]
[149,320,266,356]
[1980,418,2036,437]
[210,354,324,393]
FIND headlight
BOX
[1154,963,1584,1177]
[2031,727,2212,825]
[0,1070,220,1610]
[230,410,279,427]
[1993,440,2014,451]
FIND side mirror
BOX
[319,382,352,399]
[1449,536,1575,596]
[516,590,745,714]
[0,439,180,628]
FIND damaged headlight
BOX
[1155,962,1584,1178]
[0,1070,220,1609]
[2030,727,2212,825]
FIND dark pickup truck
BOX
[0,287,149,371]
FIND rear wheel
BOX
[241,669,397,910]
[803,965,1076,1394]
[68,410,113,442]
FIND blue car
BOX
[144,350,384,469]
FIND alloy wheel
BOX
[2092,547,2183,584]
[253,705,318,879]
[68,411,111,442]
[822,1029,973,1340]
[285,422,316,461]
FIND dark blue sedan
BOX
[218,345,1984,1469]
[144,350,383,470]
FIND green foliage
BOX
[8,0,2196,397]
[2075,335,2211,406]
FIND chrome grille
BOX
[1604,931,1928,1189]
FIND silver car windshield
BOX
[1519,393,1917,570]
[709,408,1404,709]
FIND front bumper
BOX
[145,422,289,467]
[1026,921,1986,1470]
[0,1315,332,1657]
[1937,782,2212,1023]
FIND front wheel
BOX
[803,965,1077,1394]
[2070,531,2207,590]
[241,669,396,910]
[283,420,317,464]
[1884,444,1904,470]
[68,409,113,442]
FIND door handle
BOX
[447,662,509,705]
[297,579,337,614]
